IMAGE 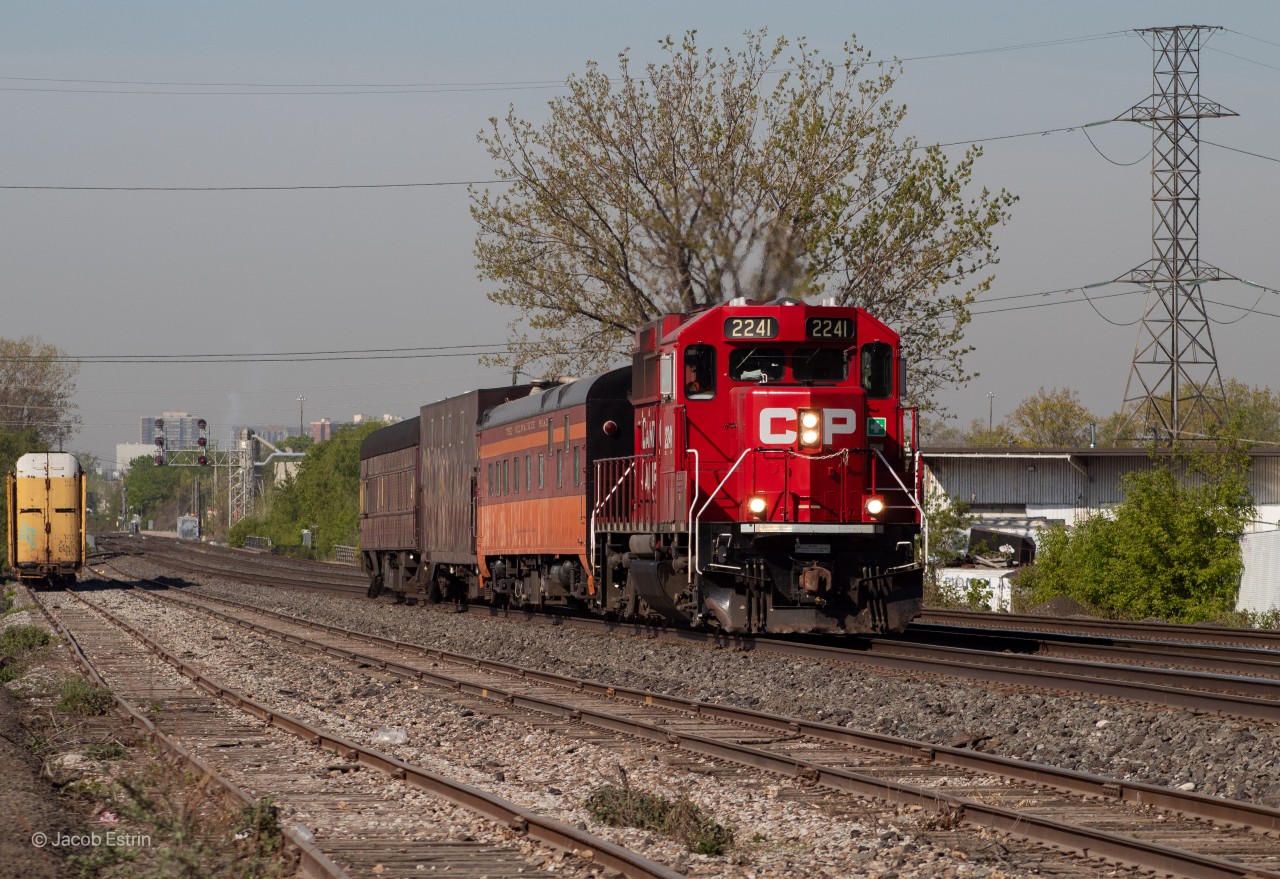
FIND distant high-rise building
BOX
[310,418,332,443]
[140,411,206,449]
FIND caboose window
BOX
[729,348,785,383]
[793,348,848,383]
[683,344,716,399]
[861,341,894,398]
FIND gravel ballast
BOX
[153,568,1280,806]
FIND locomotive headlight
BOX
[864,496,885,517]
[747,496,767,517]
[799,409,822,448]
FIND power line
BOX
[0,179,505,191]
[0,29,1137,96]
[896,30,1133,63]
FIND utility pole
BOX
[298,394,306,439]
[1116,25,1236,443]
[987,392,995,431]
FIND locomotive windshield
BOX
[728,346,851,383]
[793,348,848,382]
[729,348,786,382]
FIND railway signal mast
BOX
[1116,25,1236,443]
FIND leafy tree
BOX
[1005,386,1097,447]
[472,29,1016,405]
[274,434,314,454]
[960,418,1016,447]
[0,336,80,447]
[123,455,182,522]
[1019,441,1255,622]
[919,414,964,446]
[231,422,382,555]
[1223,379,1280,447]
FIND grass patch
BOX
[84,741,127,761]
[55,677,114,715]
[1,623,52,654]
[586,781,734,855]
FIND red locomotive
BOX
[360,297,923,634]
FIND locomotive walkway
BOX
[92,572,1280,879]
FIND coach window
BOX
[793,348,848,383]
[564,415,570,452]
[556,449,564,488]
[683,344,715,399]
[525,454,531,492]
[538,454,545,489]
[547,419,554,456]
[860,341,894,398]
[503,458,509,495]
[729,348,785,383]
[573,445,581,486]
[487,462,494,496]
[513,457,519,494]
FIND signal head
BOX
[154,456,166,466]
[197,437,207,446]
[154,418,164,429]
[154,436,165,447]
[196,418,207,430]
[197,454,209,466]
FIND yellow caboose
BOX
[6,452,86,587]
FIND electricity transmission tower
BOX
[1116,25,1236,442]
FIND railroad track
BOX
[116,536,1280,722]
[30,584,684,879]
[85,571,1280,879]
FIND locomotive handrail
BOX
[872,446,928,569]
[587,460,635,572]
[685,448,698,583]
[692,447,754,576]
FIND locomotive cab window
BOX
[860,341,894,398]
[793,348,849,383]
[729,348,785,383]
[683,344,716,399]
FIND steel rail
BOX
[125,584,1280,879]
[919,607,1280,650]
[905,622,1280,678]
[121,539,1280,720]
[59,587,687,879]
[25,585,352,879]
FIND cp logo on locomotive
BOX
[758,408,857,446]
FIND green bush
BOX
[55,677,114,715]
[1020,442,1254,623]
[586,782,734,855]
[1,623,52,654]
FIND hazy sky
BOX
[4,1,1279,468]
